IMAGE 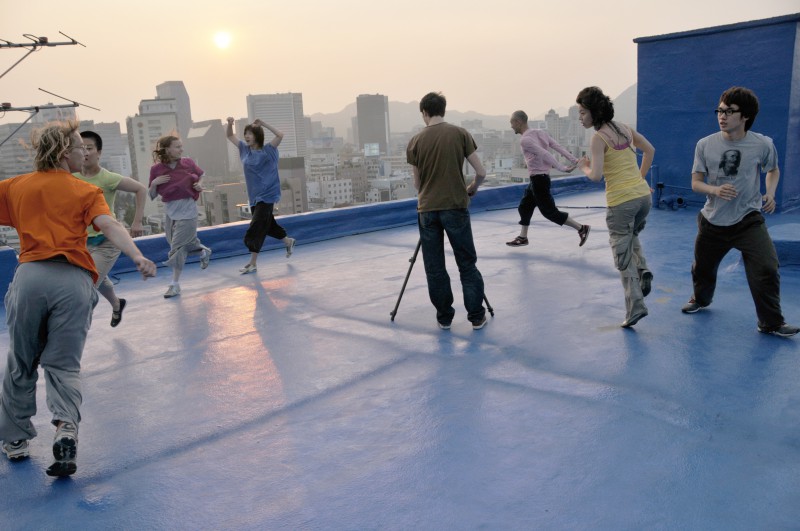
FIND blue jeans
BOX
[418,209,485,325]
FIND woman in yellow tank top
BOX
[575,86,656,328]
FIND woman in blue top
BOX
[226,117,296,274]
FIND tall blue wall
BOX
[634,14,800,211]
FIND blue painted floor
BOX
[1,189,798,530]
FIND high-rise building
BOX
[246,93,306,158]
[356,94,390,156]
[277,157,308,214]
[184,119,231,180]
[156,81,192,139]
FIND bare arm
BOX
[149,174,169,200]
[412,166,421,191]
[115,177,147,237]
[691,171,739,204]
[578,134,607,182]
[254,119,284,148]
[92,214,156,278]
[631,128,655,179]
[226,117,239,146]
[763,167,780,213]
[465,152,486,196]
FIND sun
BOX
[213,31,232,49]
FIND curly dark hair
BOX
[576,86,615,130]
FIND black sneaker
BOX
[578,225,590,247]
[506,236,528,247]
[681,298,706,314]
[47,421,78,477]
[110,298,126,327]
[472,316,488,330]
[757,323,800,337]
[641,272,653,297]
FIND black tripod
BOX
[390,239,494,321]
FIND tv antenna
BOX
[0,88,100,149]
[0,31,85,81]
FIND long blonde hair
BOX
[31,120,80,171]
[153,135,180,164]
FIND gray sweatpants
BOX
[0,261,98,442]
[164,216,208,276]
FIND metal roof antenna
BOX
[0,31,85,80]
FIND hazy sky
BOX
[1,1,797,127]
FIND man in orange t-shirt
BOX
[0,121,156,477]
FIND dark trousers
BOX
[518,174,569,227]
[244,202,287,253]
[418,209,486,325]
[692,211,784,328]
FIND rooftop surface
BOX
[1,188,799,530]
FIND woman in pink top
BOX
[149,135,212,298]
[576,86,656,328]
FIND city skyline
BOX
[2,1,796,127]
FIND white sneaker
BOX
[47,421,78,477]
[239,264,257,274]
[2,439,29,460]
[164,284,181,298]
[200,248,212,270]
[285,237,296,258]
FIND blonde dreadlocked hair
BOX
[31,120,80,171]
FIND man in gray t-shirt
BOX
[681,86,797,337]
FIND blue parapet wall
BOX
[634,13,800,211]
[0,177,602,299]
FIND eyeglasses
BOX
[714,108,741,116]
[68,144,88,152]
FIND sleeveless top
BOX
[598,126,651,207]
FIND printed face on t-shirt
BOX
[718,149,741,177]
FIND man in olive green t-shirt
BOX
[406,92,488,331]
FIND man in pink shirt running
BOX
[506,110,590,247]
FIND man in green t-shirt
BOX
[74,131,147,327]
[406,92,488,331]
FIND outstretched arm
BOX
[93,214,156,279]
[578,134,606,182]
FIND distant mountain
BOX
[309,84,636,136]
[308,102,512,138]
[613,84,637,129]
